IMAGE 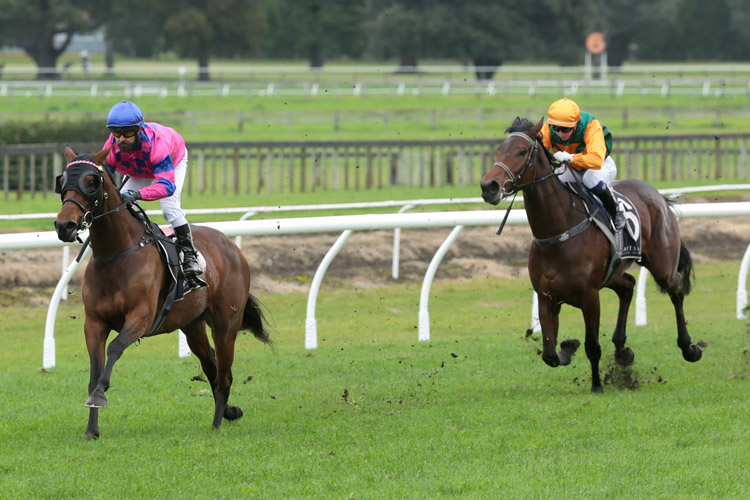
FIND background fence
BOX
[2,134,749,199]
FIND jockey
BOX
[540,98,625,231]
[103,100,203,279]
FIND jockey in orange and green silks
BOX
[540,98,625,231]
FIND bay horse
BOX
[480,118,702,392]
[54,146,271,439]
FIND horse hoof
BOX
[615,347,635,366]
[84,432,99,441]
[85,394,107,408]
[591,385,604,394]
[224,405,244,421]
[542,354,560,368]
[683,344,703,362]
[560,339,581,356]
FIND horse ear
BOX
[531,117,545,138]
[92,145,112,166]
[64,145,76,162]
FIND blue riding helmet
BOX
[106,101,144,129]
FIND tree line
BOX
[1,0,749,80]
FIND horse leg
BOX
[182,321,225,423]
[211,329,241,428]
[606,272,636,366]
[670,291,703,362]
[646,242,702,363]
[85,312,151,410]
[581,293,603,393]
[83,318,107,440]
[538,294,579,367]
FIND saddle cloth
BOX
[564,182,642,261]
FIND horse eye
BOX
[518,149,527,156]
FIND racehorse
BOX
[479,118,702,392]
[54,146,271,439]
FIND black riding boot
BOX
[174,224,202,277]
[597,185,626,231]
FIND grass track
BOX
[1,261,749,499]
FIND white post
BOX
[305,230,353,349]
[178,330,191,357]
[61,245,70,300]
[418,226,464,341]
[737,243,750,319]
[44,244,91,369]
[635,266,649,326]
[392,204,416,279]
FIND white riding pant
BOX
[122,148,189,228]
[556,155,618,189]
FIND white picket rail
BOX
[2,202,750,369]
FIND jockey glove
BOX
[120,190,141,204]
[553,151,575,164]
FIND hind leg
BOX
[670,291,703,362]
[182,321,225,427]
[646,252,702,363]
[211,326,241,428]
[580,292,603,393]
[606,272,636,365]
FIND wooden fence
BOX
[2,134,749,200]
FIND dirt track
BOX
[3,216,750,302]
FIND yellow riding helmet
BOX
[547,98,580,127]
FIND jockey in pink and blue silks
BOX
[103,100,202,278]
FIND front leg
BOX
[85,309,152,412]
[83,317,108,440]
[538,293,576,367]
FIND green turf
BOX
[1,261,748,499]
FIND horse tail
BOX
[242,294,273,345]
[678,240,694,296]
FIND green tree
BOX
[261,0,366,66]
[162,0,267,81]
[363,0,427,70]
[0,0,104,79]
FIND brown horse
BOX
[54,146,271,439]
[480,118,702,392]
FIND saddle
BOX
[128,206,207,336]
[535,181,642,286]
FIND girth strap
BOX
[533,217,592,247]
[92,234,155,263]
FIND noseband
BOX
[492,132,539,196]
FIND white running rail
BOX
[2,201,750,369]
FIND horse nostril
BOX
[481,180,499,195]
[55,220,78,234]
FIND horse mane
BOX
[504,116,555,164]
[504,117,536,134]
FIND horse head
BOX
[480,117,545,205]
[54,145,113,242]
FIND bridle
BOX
[56,159,128,233]
[492,132,545,196]
[491,131,561,236]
